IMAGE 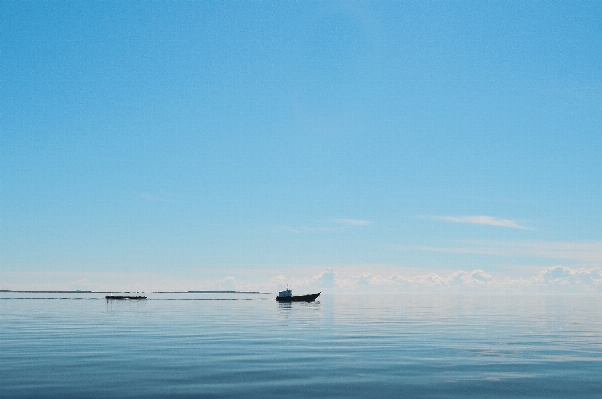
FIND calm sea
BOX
[1,292,601,398]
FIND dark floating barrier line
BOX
[105,295,147,300]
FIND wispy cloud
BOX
[433,215,529,229]
[407,240,602,266]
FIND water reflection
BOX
[1,293,601,399]
[277,300,321,309]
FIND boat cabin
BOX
[278,289,292,298]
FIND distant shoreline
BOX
[0,290,265,294]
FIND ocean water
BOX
[1,292,601,398]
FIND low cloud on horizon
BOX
[275,266,602,294]
[3,266,601,294]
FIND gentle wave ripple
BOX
[1,293,601,398]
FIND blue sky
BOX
[1,1,601,292]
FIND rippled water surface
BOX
[2,292,601,398]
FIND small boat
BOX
[105,295,147,300]
[276,289,320,302]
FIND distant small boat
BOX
[105,295,147,300]
[276,289,320,302]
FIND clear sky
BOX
[2,1,601,292]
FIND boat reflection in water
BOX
[275,289,320,302]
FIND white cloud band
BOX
[433,215,529,229]
[282,266,602,293]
